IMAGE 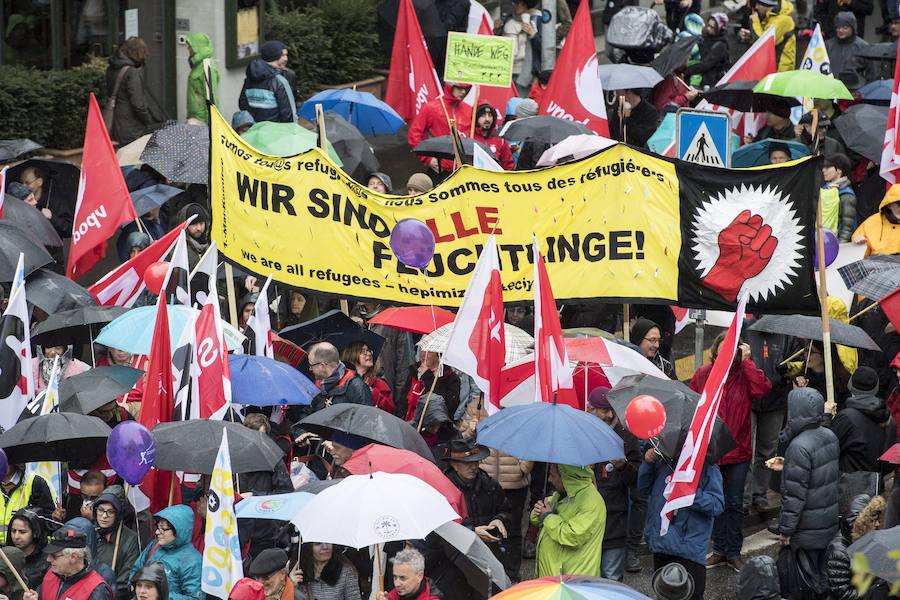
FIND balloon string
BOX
[649,437,675,473]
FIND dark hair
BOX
[710,332,743,360]
[299,543,346,587]
[120,37,148,64]
[824,153,852,177]
[81,471,105,487]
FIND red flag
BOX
[715,27,775,84]
[67,94,138,279]
[881,39,900,183]
[384,0,442,121]
[880,288,900,331]
[537,0,609,136]
[533,237,576,407]
[660,295,749,534]
[89,222,185,307]
[194,291,232,419]
[442,237,507,413]
[139,294,180,512]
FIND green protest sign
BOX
[444,31,514,87]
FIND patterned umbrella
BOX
[417,322,533,362]
[838,254,900,299]
[491,576,652,600]
[140,121,209,184]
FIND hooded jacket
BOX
[827,297,859,377]
[93,486,141,598]
[238,58,296,124]
[174,203,210,271]
[853,184,900,256]
[64,518,118,597]
[829,388,889,473]
[823,175,859,243]
[407,83,474,171]
[736,555,782,600]
[750,0,796,72]
[778,388,840,550]
[825,15,873,110]
[8,509,49,589]
[130,505,202,600]
[185,33,219,124]
[105,51,160,145]
[472,104,514,170]
[683,28,730,88]
[0,547,26,600]
[131,562,170,600]
[638,460,723,565]
[530,465,606,577]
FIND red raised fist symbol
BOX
[702,210,778,302]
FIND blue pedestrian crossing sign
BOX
[676,109,731,168]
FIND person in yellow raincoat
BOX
[743,0,796,72]
[530,464,606,577]
[853,184,900,256]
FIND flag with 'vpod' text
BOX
[202,429,243,598]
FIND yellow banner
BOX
[209,106,681,306]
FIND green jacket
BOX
[530,465,606,577]
[186,32,219,123]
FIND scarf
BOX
[186,232,209,257]
[38,346,72,384]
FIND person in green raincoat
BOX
[530,464,607,577]
[185,32,219,124]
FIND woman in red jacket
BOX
[689,332,771,572]
[341,342,395,414]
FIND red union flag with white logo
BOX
[537,0,609,136]
[384,0,441,121]
[442,236,506,412]
[67,93,137,279]
[881,39,900,183]
[533,237,576,405]
[194,291,232,419]
[660,295,748,534]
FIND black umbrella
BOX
[151,419,284,474]
[834,103,888,164]
[701,80,801,113]
[847,526,900,584]
[412,135,495,162]
[59,366,144,415]
[319,113,380,182]
[25,268,97,314]
[279,309,385,360]
[748,315,880,350]
[5,159,80,218]
[31,306,129,347]
[857,42,897,62]
[140,121,209,185]
[433,521,512,597]
[0,139,41,162]
[499,116,595,145]
[1,195,63,249]
[607,374,736,463]
[0,412,111,463]
[0,222,53,283]
[651,35,699,77]
[298,403,436,462]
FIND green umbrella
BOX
[242,121,343,165]
[753,70,853,100]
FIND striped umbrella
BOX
[838,254,900,300]
[417,322,533,363]
[491,576,651,600]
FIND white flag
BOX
[473,143,504,171]
[0,254,34,430]
[245,275,274,358]
[794,24,830,119]
[201,429,243,598]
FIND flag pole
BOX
[0,539,28,591]
[416,362,442,432]
[110,521,124,573]
[623,304,630,342]
[816,181,836,415]
[470,86,479,138]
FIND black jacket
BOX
[312,363,373,411]
[593,420,641,548]
[93,487,141,599]
[754,122,797,142]
[238,59,296,123]
[400,366,461,419]
[238,461,294,559]
[814,0,874,38]
[683,31,729,88]
[8,509,49,589]
[607,98,659,148]
[778,388,840,550]
[105,52,161,145]
[444,468,512,532]
[829,392,889,473]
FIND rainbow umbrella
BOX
[491,576,651,600]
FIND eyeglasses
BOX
[643,337,662,344]
[155,525,172,533]
[308,361,325,368]
[96,507,117,517]
[360,348,373,355]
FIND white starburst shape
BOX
[691,184,804,303]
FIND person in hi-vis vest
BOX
[0,467,55,545]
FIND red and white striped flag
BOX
[881,40,900,183]
[660,295,748,534]
[442,236,506,413]
[533,237,576,406]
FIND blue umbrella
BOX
[299,89,405,136]
[647,113,675,155]
[235,492,315,521]
[228,354,318,406]
[96,304,244,355]
[858,79,892,103]
[475,402,624,466]
[732,138,810,167]
[130,184,183,217]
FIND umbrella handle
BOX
[415,365,441,432]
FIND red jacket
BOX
[387,580,441,600]
[689,358,771,465]
[368,374,396,414]
[408,83,473,172]
[473,130,515,170]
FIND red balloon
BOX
[144,261,169,295]
[625,394,666,439]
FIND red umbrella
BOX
[367,306,456,334]
[343,443,467,522]
[880,443,900,464]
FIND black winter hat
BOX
[630,318,660,347]
[260,40,287,63]
[824,153,852,176]
[849,366,879,394]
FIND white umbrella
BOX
[417,322,533,363]
[291,472,459,548]
[537,134,617,166]
[116,133,151,166]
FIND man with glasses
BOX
[23,528,112,600]
[306,342,372,411]
[248,548,302,600]
[629,318,675,380]
[92,487,140,598]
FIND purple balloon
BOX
[0,449,7,482]
[390,218,436,270]
[814,228,840,271]
[107,421,155,486]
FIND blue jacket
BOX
[130,505,202,600]
[238,59,296,123]
[638,460,724,565]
